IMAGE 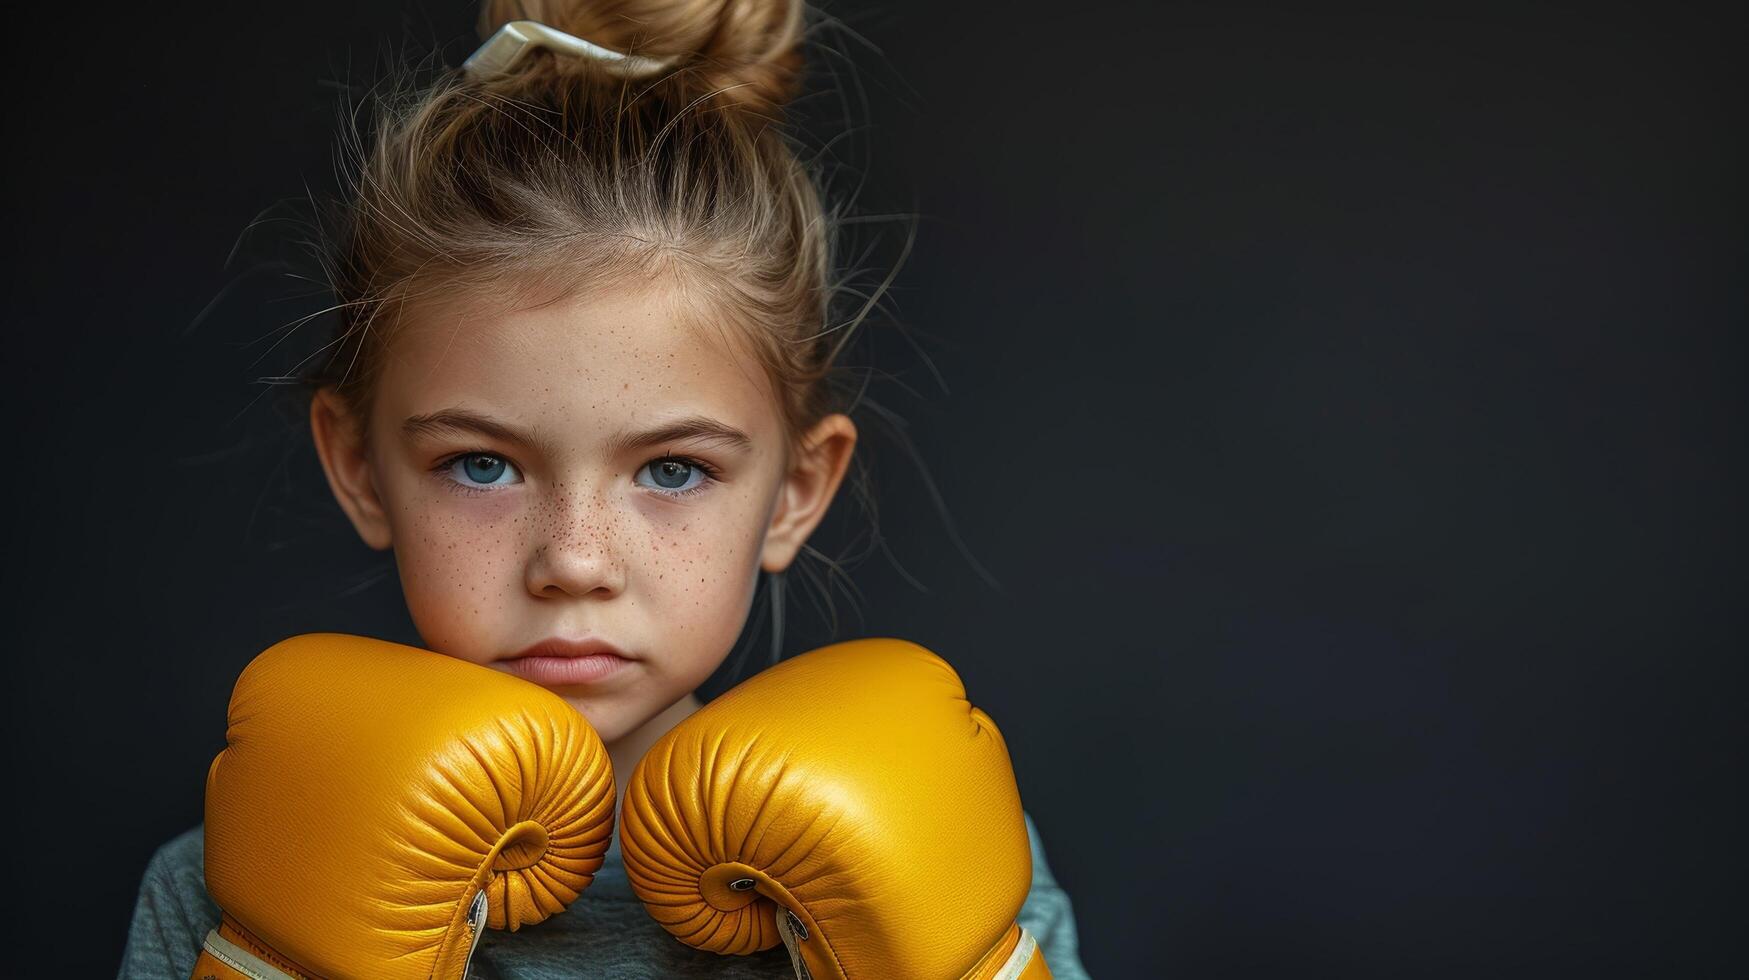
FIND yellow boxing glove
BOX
[193,633,616,980]
[620,637,1053,980]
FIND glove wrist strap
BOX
[192,917,306,980]
[769,913,1052,980]
[992,925,1050,980]
[963,922,1052,980]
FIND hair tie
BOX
[464,20,673,80]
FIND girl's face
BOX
[309,280,855,744]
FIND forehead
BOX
[372,281,779,449]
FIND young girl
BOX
[121,1,1089,977]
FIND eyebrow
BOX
[400,408,754,457]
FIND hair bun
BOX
[478,0,805,114]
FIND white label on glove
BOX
[460,890,490,980]
[774,906,814,980]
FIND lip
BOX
[500,637,634,687]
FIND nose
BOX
[524,492,628,599]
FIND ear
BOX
[309,387,394,551]
[760,413,858,574]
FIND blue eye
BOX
[637,457,717,498]
[445,453,522,490]
[435,451,716,499]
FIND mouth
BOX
[498,636,634,687]
[507,636,631,661]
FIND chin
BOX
[550,692,622,735]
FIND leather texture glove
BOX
[193,632,616,980]
[619,637,1052,979]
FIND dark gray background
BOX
[5,1,1741,976]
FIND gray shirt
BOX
[119,811,1090,979]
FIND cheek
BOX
[390,487,524,663]
[636,488,768,636]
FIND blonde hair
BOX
[305,0,845,461]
